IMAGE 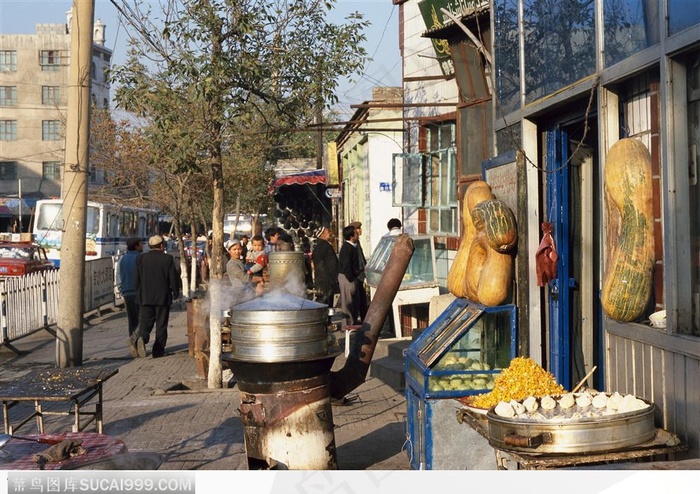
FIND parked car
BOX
[0,242,56,277]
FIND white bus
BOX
[32,199,159,267]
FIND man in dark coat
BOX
[312,226,339,307]
[129,235,180,358]
[338,225,367,324]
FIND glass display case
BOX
[366,234,437,289]
[404,298,517,469]
[366,234,439,337]
[406,298,516,399]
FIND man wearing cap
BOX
[116,237,143,348]
[311,226,339,307]
[128,235,180,358]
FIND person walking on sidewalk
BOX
[338,225,365,325]
[311,226,339,307]
[348,221,368,321]
[129,235,180,358]
[116,237,143,343]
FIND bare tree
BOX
[110,0,368,387]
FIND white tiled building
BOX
[0,13,111,209]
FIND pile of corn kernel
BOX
[469,357,566,409]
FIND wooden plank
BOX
[641,343,652,403]
[673,353,687,444]
[684,357,700,459]
[651,345,665,430]
[632,338,643,397]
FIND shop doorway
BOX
[544,117,601,390]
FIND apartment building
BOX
[0,13,110,229]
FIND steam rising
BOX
[198,253,320,318]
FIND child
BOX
[245,235,268,281]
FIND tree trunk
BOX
[189,209,198,296]
[207,143,225,389]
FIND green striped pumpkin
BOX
[470,199,518,253]
[601,138,655,322]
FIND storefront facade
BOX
[410,0,699,458]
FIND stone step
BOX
[374,337,412,360]
[369,355,406,393]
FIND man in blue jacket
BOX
[128,235,180,358]
[117,237,143,356]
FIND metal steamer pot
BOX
[486,398,656,454]
[227,292,335,362]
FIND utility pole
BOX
[56,0,94,368]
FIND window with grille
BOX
[39,50,62,71]
[0,86,17,106]
[0,51,17,71]
[425,123,458,235]
[0,162,17,180]
[42,86,60,106]
[43,161,61,180]
[42,120,62,140]
[0,120,17,140]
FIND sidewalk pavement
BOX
[0,303,411,470]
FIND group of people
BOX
[116,235,180,359]
[312,218,402,326]
[115,218,402,357]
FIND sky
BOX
[0,0,402,121]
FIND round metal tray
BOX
[486,395,656,454]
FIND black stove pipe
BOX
[330,234,414,399]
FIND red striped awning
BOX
[271,170,326,189]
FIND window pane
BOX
[495,0,520,117]
[668,1,700,36]
[0,162,17,180]
[523,0,596,103]
[42,161,61,180]
[0,120,17,140]
[86,206,100,235]
[42,86,60,106]
[425,123,458,235]
[392,153,423,207]
[0,51,17,71]
[604,0,661,68]
[42,120,61,140]
[40,50,61,71]
[0,86,17,106]
[37,203,63,230]
[496,123,522,155]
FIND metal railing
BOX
[0,258,121,352]
[0,270,60,346]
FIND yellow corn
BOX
[470,357,565,409]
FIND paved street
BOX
[0,303,410,470]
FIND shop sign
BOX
[419,0,482,76]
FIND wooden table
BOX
[456,406,688,470]
[0,366,118,435]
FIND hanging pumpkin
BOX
[447,181,517,306]
[601,138,655,322]
[447,181,494,298]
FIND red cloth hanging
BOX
[535,222,558,287]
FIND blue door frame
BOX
[546,128,572,388]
